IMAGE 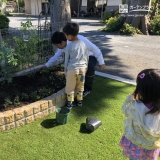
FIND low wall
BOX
[0,88,67,132]
[0,64,67,132]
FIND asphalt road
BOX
[9,17,160,81]
[76,18,160,81]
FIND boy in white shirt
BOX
[62,22,88,107]
[41,29,105,97]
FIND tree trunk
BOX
[50,0,71,33]
[124,0,151,35]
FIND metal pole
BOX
[101,0,104,19]
[17,0,20,15]
[106,0,108,6]
[35,0,36,15]
[78,0,80,17]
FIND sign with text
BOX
[119,4,151,13]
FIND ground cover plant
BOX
[0,65,66,112]
[0,76,136,160]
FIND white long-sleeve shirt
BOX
[64,40,88,74]
[45,35,105,67]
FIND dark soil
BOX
[0,65,66,112]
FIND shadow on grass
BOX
[80,30,134,80]
[72,76,135,117]
[41,118,59,129]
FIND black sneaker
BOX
[83,90,90,97]
[77,100,82,106]
[67,101,75,108]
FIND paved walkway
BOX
[9,17,160,81]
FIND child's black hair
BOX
[51,31,67,44]
[63,22,79,36]
[134,69,160,114]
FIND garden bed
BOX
[0,65,66,112]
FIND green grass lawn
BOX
[0,76,135,160]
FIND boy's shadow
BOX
[41,119,59,129]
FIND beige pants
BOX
[65,68,87,101]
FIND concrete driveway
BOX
[9,17,160,80]
[76,18,160,81]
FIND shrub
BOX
[105,16,124,32]
[102,11,112,22]
[0,42,18,82]
[114,9,120,17]
[122,0,126,4]
[4,11,10,16]
[120,23,142,35]
[150,15,160,35]
[0,14,10,29]
[13,18,40,68]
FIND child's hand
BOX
[99,64,106,70]
[64,72,67,78]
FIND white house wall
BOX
[107,0,122,6]
[95,0,107,7]
[25,0,31,14]
[82,0,87,6]
[31,0,42,15]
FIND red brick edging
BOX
[0,88,66,132]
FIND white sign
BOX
[119,4,128,13]
[82,0,87,6]
[119,4,151,13]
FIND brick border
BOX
[0,88,67,132]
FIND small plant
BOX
[20,93,29,101]
[0,42,18,82]
[49,75,55,82]
[120,23,142,35]
[3,98,12,108]
[105,17,124,32]
[122,0,126,4]
[0,13,10,29]
[114,9,120,17]
[29,92,38,102]
[38,88,52,98]
[20,18,33,30]
[102,12,112,22]
[150,15,160,35]
[4,11,10,16]
[13,18,40,69]
[13,96,20,106]
[40,68,50,75]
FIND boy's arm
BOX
[78,35,105,69]
[64,48,69,74]
[45,49,64,68]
